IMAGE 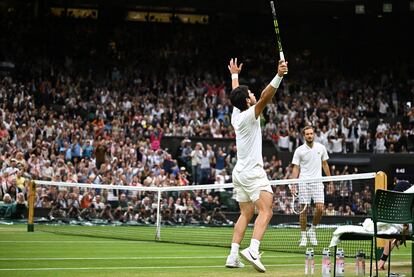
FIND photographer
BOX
[80,202,97,221]
[100,204,114,222]
[49,201,66,221]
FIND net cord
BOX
[33,172,376,192]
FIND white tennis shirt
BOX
[231,106,263,172]
[292,142,329,178]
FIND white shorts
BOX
[298,182,324,204]
[232,165,273,203]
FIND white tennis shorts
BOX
[298,182,324,204]
[232,165,273,203]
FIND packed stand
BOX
[0,12,412,223]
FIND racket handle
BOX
[279,52,288,75]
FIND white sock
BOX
[230,243,239,256]
[301,231,307,238]
[310,224,316,230]
[249,239,260,254]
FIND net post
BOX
[27,180,36,232]
[155,189,161,241]
[374,172,387,251]
[374,171,387,191]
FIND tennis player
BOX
[291,125,332,247]
[225,58,288,272]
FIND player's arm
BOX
[321,145,331,177]
[227,58,243,89]
[289,149,301,194]
[322,159,333,187]
[254,60,288,118]
[322,160,331,177]
[289,164,300,195]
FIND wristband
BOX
[231,73,238,80]
[270,75,283,88]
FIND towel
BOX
[329,218,403,247]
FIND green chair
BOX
[372,189,414,277]
[333,189,414,277]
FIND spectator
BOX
[325,203,336,216]
[190,143,203,185]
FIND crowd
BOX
[0,11,412,222]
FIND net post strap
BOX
[155,190,161,241]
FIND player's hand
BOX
[228,58,243,74]
[277,60,288,77]
[289,184,297,195]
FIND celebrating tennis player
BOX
[225,58,288,272]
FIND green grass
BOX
[34,223,373,256]
[0,224,411,277]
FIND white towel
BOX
[329,218,403,247]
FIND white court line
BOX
[0,240,151,244]
[0,255,301,261]
[0,264,303,271]
[0,262,411,271]
[0,253,410,261]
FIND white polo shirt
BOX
[292,142,329,178]
[231,106,263,172]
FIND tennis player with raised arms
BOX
[291,125,333,247]
[225,58,288,272]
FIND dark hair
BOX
[229,85,250,111]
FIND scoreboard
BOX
[391,164,414,184]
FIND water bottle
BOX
[305,248,315,275]
[335,248,345,277]
[355,250,366,276]
[322,248,331,277]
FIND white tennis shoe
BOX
[225,255,245,268]
[240,248,266,272]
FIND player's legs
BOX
[240,190,272,272]
[226,173,251,269]
[226,201,253,268]
[313,202,324,226]
[300,207,308,231]
[232,201,255,244]
[378,240,392,270]
[308,183,324,246]
[299,183,310,246]
[299,207,308,246]
[252,191,273,241]
[232,167,271,272]
[311,183,324,226]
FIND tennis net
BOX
[29,172,380,257]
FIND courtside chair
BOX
[333,189,414,277]
[372,189,414,277]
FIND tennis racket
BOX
[270,1,288,74]
[289,184,307,214]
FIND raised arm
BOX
[227,58,243,89]
[254,60,288,118]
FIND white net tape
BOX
[33,172,377,192]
